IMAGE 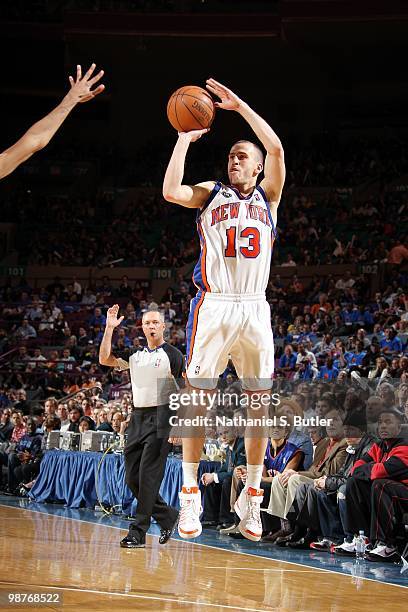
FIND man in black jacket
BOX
[310,411,376,552]
[0,409,13,442]
[334,408,408,562]
[201,429,246,530]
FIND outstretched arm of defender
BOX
[0,63,105,180]
[99,305,128,369]
[162,130,214,208]
[206,78,285,203]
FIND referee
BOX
[99,304,183,548]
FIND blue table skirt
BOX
[29,451,220,515]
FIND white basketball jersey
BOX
[192,182,277,295]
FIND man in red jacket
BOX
[337,408,408,562]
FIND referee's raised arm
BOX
[99,304,129,370]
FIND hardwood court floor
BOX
[0,503,406,612]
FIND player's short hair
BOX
[142,309,165,323]
[230,140,264,164]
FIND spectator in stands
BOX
[67,405,82,433]
[77,327,89,347]
[13,390,30,416]
[15,318,37,340]
[281,253,297,267]
[334,408,408,562]
[79,416,95,432]
[277,345,297,376]
[387,239,408,264]
[266,408,347,545]
[201,428,245,530]
[56,348,76,373]
[311,294,332,317]
[44,397,58,416]
[111,411,125,435]
[82,288,97,305]
[317,358,339,381]
[296,343,317,369]
[2,417,42,493]
[365,396,384,435]
[8,411,27,444]
[0,408,13,442]
[304,412,376,551]
[380,327,403,355]
[89,307,107,329]
[57,404,70,431]
[96,409,113,432]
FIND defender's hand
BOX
[206,78,241,111]
[66,63,105,105]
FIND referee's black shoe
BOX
[120,533,146,548]
[159,513,179,545]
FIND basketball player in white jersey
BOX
[0,63,104,180]
[163,78,285,541]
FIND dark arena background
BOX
[0,1,407,610]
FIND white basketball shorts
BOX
[185,292,274,391]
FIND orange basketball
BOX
[167,85,215,132]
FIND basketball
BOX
[167,85,215,132]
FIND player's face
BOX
[227,143,262,186]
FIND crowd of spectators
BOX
[1,134,407,268]
[0,268,407,564]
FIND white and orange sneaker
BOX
[178,486,202,539]
[234,487,264,542]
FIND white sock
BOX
[182,462,199,488]
[245,464,263,490]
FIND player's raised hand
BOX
[178,128,209,143]
[106,304,124,329]
[206,78,241,111]
[66,63,105,105]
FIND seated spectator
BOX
[1,417,42,493]
[296,343,317,369]
[77,327,89,347]
[79,416,96,433]
[311,293,332,317]
[96,409,114,432]
[368,356,389,381]
[380,327,403,355]
[66,405,83,433]
[306,412,376,551]
[15,318,37,340]
[317,358,339,381]
[44,397,58,416]
[294,358,318,381]
[278,399,314,470]
[277,345,297,375]
[201,427,245,530]
[12,389,30,416]
[89,306,106,329]
[334,408,408,562]
[0,408,13,442]
[266,408,347,544]
[57,403,70,431]
[111,411,125,436]
[365,395,384,435]
[9,411,27,443]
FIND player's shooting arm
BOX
[206,78,285,204]
[238,103,285,203]
[99,305,128,370]
[0,64,104,180]
[162,131,214,208]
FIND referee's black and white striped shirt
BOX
[117,343,184,408]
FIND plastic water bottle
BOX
[355,530,366,560]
